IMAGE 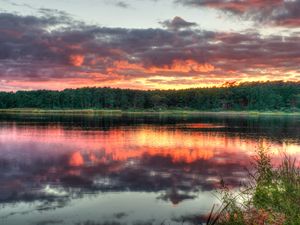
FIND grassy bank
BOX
[0,108,300,116]
[0,108,123,115]
[208,148,300,225]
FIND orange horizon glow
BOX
[3,54,298,92]
[3,77,294,92]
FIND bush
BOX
[207,147,300,225]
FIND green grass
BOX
[207,147,300,225]
[0,108,299,116]
[0,108,123,115]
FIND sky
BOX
[0,0,299,91]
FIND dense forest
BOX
[0,81,299,111]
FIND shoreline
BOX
[0,108,299,116]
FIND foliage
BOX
[0,81,299,111]
[208,147,300,225]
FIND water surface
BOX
[0,114,299,225]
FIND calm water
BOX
[0,114,299,225]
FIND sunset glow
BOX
[0,115,299,224]
[0,1,299,221]
[0,0,299,90]
[1,124,298,165]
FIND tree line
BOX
[0,81,299,111]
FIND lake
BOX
[0,113,299,225]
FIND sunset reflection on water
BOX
[0,115,299,225]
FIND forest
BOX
[0,81,299,111]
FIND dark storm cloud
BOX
[176,0,300,27]
[0,11,299,89]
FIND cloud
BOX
[0,127,252,205]
[102,0,131,9]
[69,54,85,66]
[160,16,198,30]
[176,0,300,27]
[0,11,299,90]
[176,0,281,13]
[114,1,130,8]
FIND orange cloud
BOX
[69,151,84,166]
[108,59,214,74]
[150,60,215,73]
[110,60,145,71]
[69,54,85,67]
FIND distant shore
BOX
[0,108,299,116]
